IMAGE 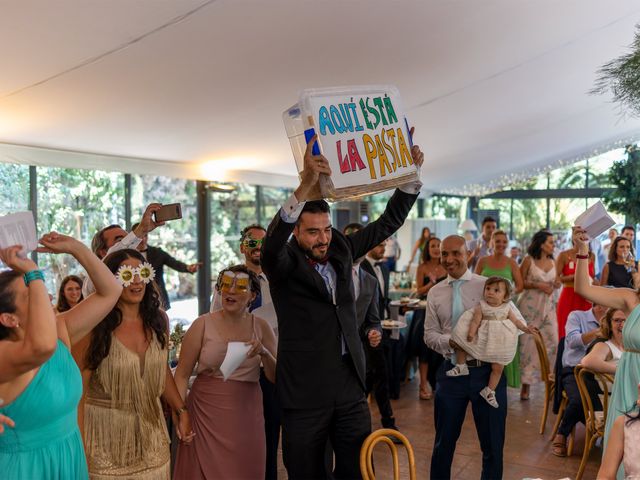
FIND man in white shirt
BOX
[83,203,164,297]
[466,216,497,271]
[424,235,523,480]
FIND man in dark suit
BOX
[346,224,398,430]
[132,222,200,310]
[262,135,423,479]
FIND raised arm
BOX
[474,257,486,275]
[0,246,57,383]
[574,227,638,314]
[41,233,122,346]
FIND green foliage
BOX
[603,145,640,223]
[593,26,640,117]
[0,164,29,214]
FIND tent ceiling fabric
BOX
[3,0,640,194]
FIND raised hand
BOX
[572,226,589,254]
[409,127,425,168]
[135,203,165,237]
[37,232,83,255]
[295,135,332,201]
[0,246,38,274]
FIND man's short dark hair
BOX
[343,223,363,235]
[240,224,266,243]
[622,225,635,234]
[481,216,497,226]
[297,200,330,225]
[91,224,122,255]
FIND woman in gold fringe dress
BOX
[75,249,194,479]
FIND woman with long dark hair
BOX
[76,249,194,479]
[516,230,559,400]
[0,233,122,479]
[55,274,84,313]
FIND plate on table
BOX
[389,298,420,307]
[381,320,407,329]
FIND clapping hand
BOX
[368,329,382,348]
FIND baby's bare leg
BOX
[454,348,467,366]
[488,363,504,390]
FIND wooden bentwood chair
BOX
[532,331,574,453]
[574,365,614,480]
[359,429,417,480]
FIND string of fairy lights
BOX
[440,134,640,197]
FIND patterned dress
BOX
[516,261,558,385]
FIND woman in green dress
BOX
[574,226,640,480]
[475,230,524,388]
[0,234,122,479]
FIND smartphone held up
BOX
[153,203,182,223]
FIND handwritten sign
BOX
[284,85,419,200]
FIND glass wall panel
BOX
[131,175,198,323]
[209,184,257,279]
[588,149,625,188]
[0,163,29,214]
[260,186,293,226]
[37,167,125,293]
[549,160,587,189]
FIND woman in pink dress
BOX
[173,265,277,479]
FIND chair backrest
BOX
[360,428,417,480]
[574,365,612,434]
[532,330,552,386]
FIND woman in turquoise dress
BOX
[574,226,640,479]
[0,233,122,479]
[475,230,524,388]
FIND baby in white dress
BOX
[446,276,533,408]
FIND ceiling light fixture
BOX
[207,182,236,193]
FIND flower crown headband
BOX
[116,262,156,287]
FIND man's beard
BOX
[304,243,329,261]
[248,256,261,266]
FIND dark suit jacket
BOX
[146,245,191,310]
[262,188,418,409]
[355,267,382,342]
[360,259,390,320]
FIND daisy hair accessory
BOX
[218,270,250,293]
[116,262,156,287]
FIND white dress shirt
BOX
[424,269,525,357]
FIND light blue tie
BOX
[451,279,465,327]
